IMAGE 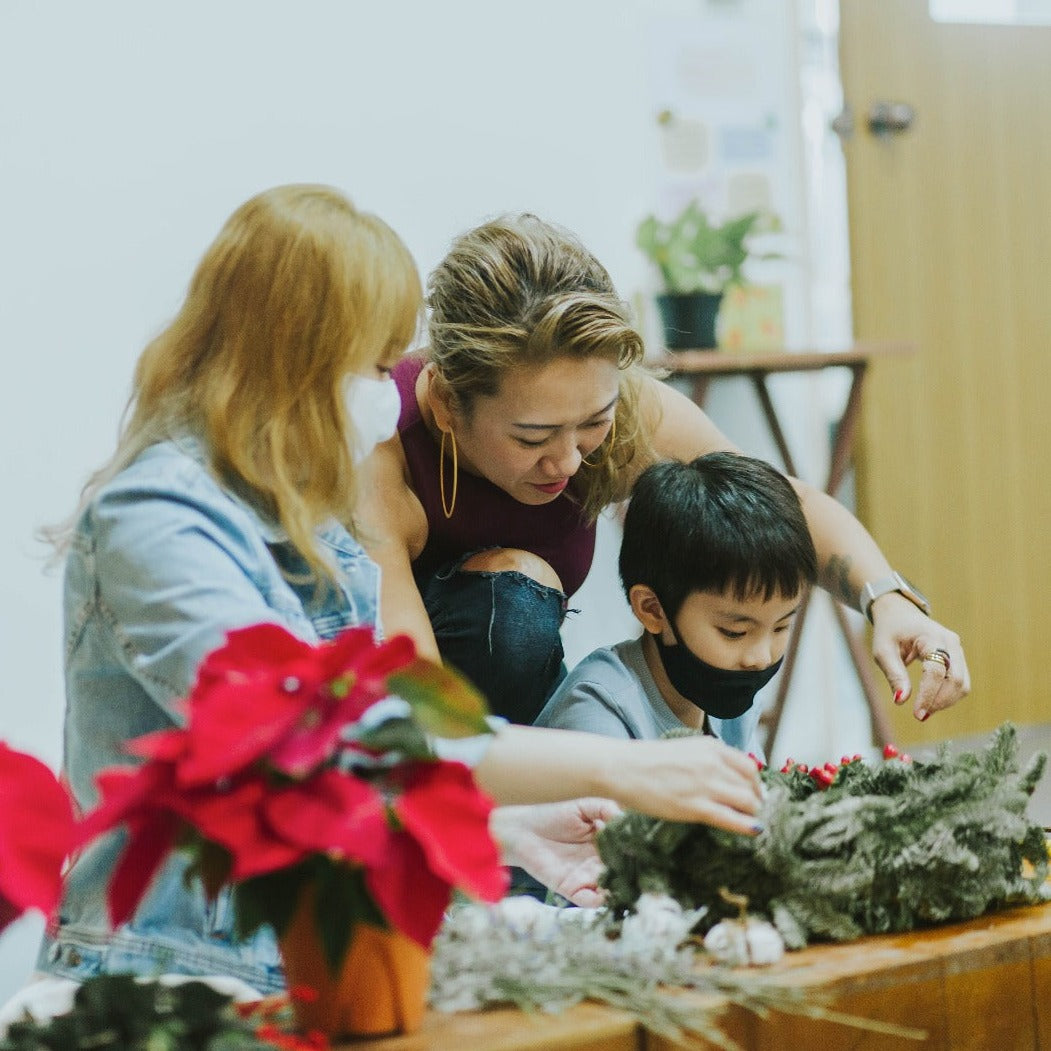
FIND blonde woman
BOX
[39,187,762,996]
[365,214,969,727]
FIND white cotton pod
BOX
[622,893,692,942]
[490,895,564,939]
[740,918,785,964]
[703,917,784,966]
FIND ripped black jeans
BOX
[418,550,568,725]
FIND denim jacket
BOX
[39,436,380,994]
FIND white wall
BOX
[0,0,661,755]
[1,0,856,1000]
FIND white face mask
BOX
[344,375,402,463]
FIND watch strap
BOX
[860,572,930,623]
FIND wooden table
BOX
[652,343,916,757]
[344,898,1051,1050]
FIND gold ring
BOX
[921,648,950,671]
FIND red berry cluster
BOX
[761,744,914,792]
[235,988,330,1050]
[881,743,913,763]
[775,753,863,789]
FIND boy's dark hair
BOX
[619,452,818,619]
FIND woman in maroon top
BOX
[362,214,969,728]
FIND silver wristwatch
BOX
[859,572,930,623]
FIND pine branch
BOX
[429,900,926,1048]
[599,723,1050,947]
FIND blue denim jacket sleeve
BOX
[79,461,313,716]
[44,440,377,993]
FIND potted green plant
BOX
[636,201,779,350]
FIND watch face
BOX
[896,574,930,610]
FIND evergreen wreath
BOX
[598,723,1050,948]
[0,975,326,1051]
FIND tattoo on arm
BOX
[821,555,856,607]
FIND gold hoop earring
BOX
[582,415,617,468]
[440,428,459,519]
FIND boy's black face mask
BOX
[653,616,783,721]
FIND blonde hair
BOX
[52,184,422,584]
[426,214,653,519]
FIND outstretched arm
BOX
[356,439,441,660]
[795,482,968,720]
[641,375,970,720]
[474,725,763,834]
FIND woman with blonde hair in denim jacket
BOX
[36,185,763,997]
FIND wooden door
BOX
[840,1,1051,744]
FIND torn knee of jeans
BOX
[460,547,564,592]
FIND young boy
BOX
[535,452,818,757]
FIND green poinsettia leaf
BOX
[233,860,390,976]
[184,836,234,901]
[234,862,318,943]
[356,716,432,758]
[387,658,490,738]
[312,863,389,974]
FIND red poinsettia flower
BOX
[169,772,312,882]
[85,756,379,924]
[79,623,505,956]
[0,743,76,932]
[79,755,187,927]
[366,761,507,947]
[173,624,418,784]
[261,770,393,875]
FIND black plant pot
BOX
[656,291,724,351]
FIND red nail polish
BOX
[894,689,905,703]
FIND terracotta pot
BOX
[278,882,431,1039]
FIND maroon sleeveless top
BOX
[394,355,596,597]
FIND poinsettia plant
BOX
[0,742,76,934]
[77,623,508,971]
